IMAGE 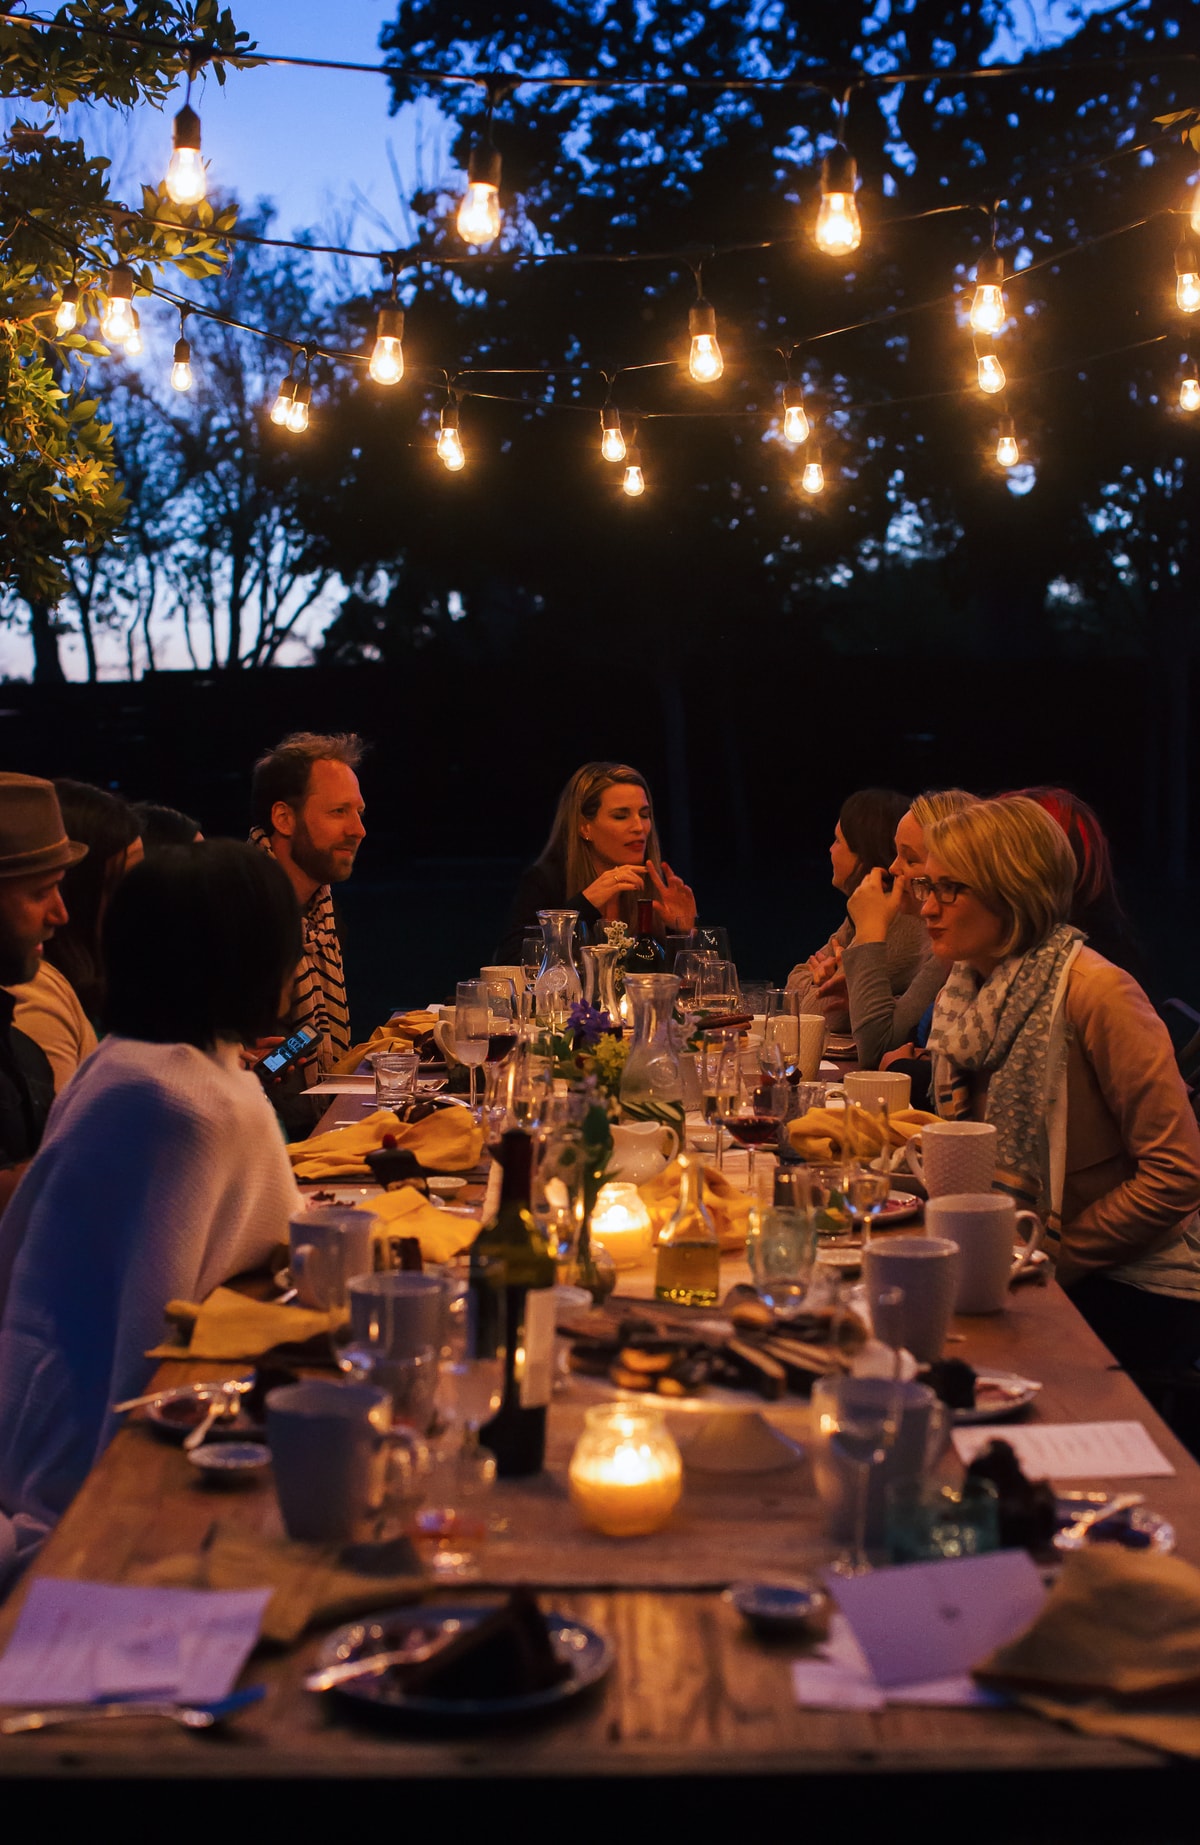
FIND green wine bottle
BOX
[472,1129,556,1477]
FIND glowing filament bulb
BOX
[286,381,311,433]
[977,351,1006,394]
[996,416,1018,467]
[688,299,723,382]
[270,377,294,425]
[369,305,404,385]
[970,249,1006,335]
[166,103,206,207]
[1177,246,1200,315]
[782,382,809,444]
[815,145,861,255]
[437,402,465,470]
[170,335,192,392]
[1181,375,1200,412]
[802,456,825,495]
[601,405,626,462]
[124,309,142,357]
[101,264,135,344]
[457,143,502,246]
[622,461,645,497]
[54,282,80,335]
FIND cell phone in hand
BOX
[254,1023,322,1080]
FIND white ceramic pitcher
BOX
[609,1119,680,1184]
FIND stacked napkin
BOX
[147,1286,335,1361]
[788,1104,938,1163]
[975,1547,1200,1758]
[288,1107,484,1179]
[331,1011,439,1076]
[638,1157,752,1251]
[356,1184,477,1265]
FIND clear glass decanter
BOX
[533,909,582,1029]
[619,972,684,1136]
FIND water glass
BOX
[373,1052,419,1109]
[455,979,490,1112]
[746,1203,817,1319]
[885,1477,1000,1564]
[819,1310,904,1577]
[697,1028,741,1170]
[845,1164,892,1245]
[521,933,544,990]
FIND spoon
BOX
[2,1686,265,1734]
[1057,1491,1145,1546]
[302,1625,459,1692]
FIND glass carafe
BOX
[587,943,624,1028]
[619,973,684,1136]
[534,909,582,1030]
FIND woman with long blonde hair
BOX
[494,761,696,962]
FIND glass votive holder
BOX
[568,1403,683,1537]
[885,1476,1000,1564]
[590,1182,654,1269]
[373,1052,419,1109]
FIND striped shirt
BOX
[250,828,351,1074]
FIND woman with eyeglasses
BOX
[920,795,1200,1376]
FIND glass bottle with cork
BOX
[654,1151,720,1307]
[470,1129,556,1477]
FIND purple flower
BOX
[569,999,615,1045]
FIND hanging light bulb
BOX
[969,249,1006,335]
[437,400,465,470]
[166,101,206,207]
[1176,242,1200,314]
[600,404,626,463]
[1181,369,1200,412]
[801,448,825,495]
[975,339,1006,394]
[270,375,295,426]
[286,379,311,433]
[368,305,405,384]
[622,443,645,497]
[101,264,135,345]
[688,298,724,383]
[996,415,1019,467]
[782,381,810,444]
[170,334,192,392]
[457,142,502,246]
[815,143,861,256]
[124,309,142,357]
[54,280,80,335]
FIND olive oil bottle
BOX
[654,1152,720,1307]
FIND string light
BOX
[270,371,295,425]
[437,397,465,469]
[1176,241,1200,314]
[688,297,724,383]
[166,100,206,208]
[170,314,193,390]
[970,248,1007,335]
[801,447,825,494]
[124,308,142,357]
[622,445,645,497]
[996,413,1019,466]
[54,280,80,335]
[101,263,135,344]
[974,338,1006,393]
[600,403,626,462]
[287,377,311,433]
[1181,364,1200,411]
[368,304,405,384]
[457,140,502,246]
[815,143,861,256]
[782,380,810,444]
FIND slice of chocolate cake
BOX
[402,1591,569,1702]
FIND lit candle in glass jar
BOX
[568,1403,683,1537]
[590,1183,654,1268]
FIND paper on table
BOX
[0,1578,271,1707]
[791,1614,1003,1712]
[823,1550,1047,1690]
[951,1420,1175,1480]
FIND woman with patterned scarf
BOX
[920,795,1200,1377]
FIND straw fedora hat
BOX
[0,775,87,880]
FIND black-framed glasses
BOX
[909,875,972,906]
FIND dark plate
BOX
[314,1604,613,1721]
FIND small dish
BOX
[427,1176,468,1196]
[187,1441,271,1481]
[876,1189,921,1226]
[724,1580,829,1638]
[1053,1492,1175,1554]
[952,1371,1043,1424]
[143,1379,253,1442]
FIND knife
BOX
[302,1624,460,1691]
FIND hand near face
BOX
[847,867,903,943]
[582,864,647,911]
[646,859,697,932]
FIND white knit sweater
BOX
[0,1036,303,1574]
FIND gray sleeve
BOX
[843,941,948,1071]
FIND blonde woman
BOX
[921,794,1200,1372]
[494,762,696,962]
[840,788,977,1071]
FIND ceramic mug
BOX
[784,1011,827,1080]
[864,1235,961,1363]
[289,1207,375,1312]
[924,1193,1045,1313]
[481,963,525,995]
[609,1119,680,1184]
[905,1120,997,1198]
[827,1069,912,1114]
[266,1380,420,1543]
[431,1007,460,1064]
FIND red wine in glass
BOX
[486,1032,518,1063]
[723,1115,784,1149]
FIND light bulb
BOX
[270,378,294,425]
[622,462,644,497]
[166,102,206,207]
[815,144,861,255]
[101,264,135,344]
[457,142,502,246]
[170,335,192,392]
[977,351,1006,393]
[286,382,311,432]
[969,249,1006,334]
[368,305,404,384]
[1178,270,1200,314]
[1182,375,1200,412]
[688,299,723,382]
[802,458,825,495]
[54,282,80,335]
[782,382,809,444]
[437,401,464,469]
[600,405,626,462]
[124,309,142,357]
[996,416,1018,466]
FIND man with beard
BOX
[249,734,366,1129]
[0,777,85,1205]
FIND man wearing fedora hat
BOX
[0,775,85,1201]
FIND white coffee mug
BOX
[289,1208,375,1312]
[864,1235,961,1363]
[905,1120,997,1197]
[481,963,525,994]
[794,1013,827,1080]
[827,1070,912,1114]
[266,1380,419,1543]
[924,1193,1045,1313]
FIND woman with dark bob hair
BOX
[0,842,305,1577]
[787,787,926,1032]
[921,796,1200,1377]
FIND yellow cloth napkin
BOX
[638,1158,752,1252]
[146,1286,336,1361]
[358,1184,478,1265]
[129,1529,424,1646]
[331,1011,438,1076]
[787,1104,938,1162]
[974,1548,1200,1759]
[289,1107,484,1179]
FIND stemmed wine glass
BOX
[697,1028,741,1171]
[521,933,544,995]
[761,990,801,1085]
[845,1164,892,1247]
[454,979,490,1115]
[718,1077,788,1157]
[824,1289,905,1577]
[480,977,519,1131]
